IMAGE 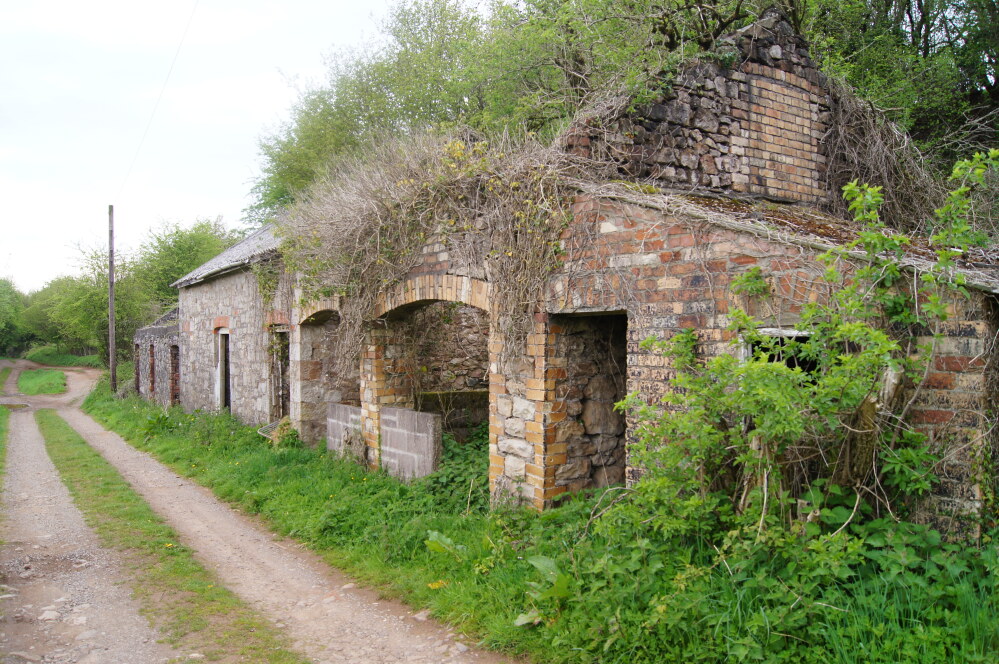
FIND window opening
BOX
[270,328,290,419]
[134,343,140,393]
[751,328,817,374]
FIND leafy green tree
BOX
[250,0,486,219]
[799,0,998,160]
[134,218,243,310]
[0,278,27,355]
[46,249,152,364]
[20,277,82,351]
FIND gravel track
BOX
[0,360,180,663]
[1,361,515,664]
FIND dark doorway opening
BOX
[169,345,180,406]
[148,344,156,395]
[551,312,629,490]
[271,329,290,419]
[219,333,231,410]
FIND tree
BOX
[20,277,82,351]
[798,0,998,162]
[45,249,152,364]
[0,278,26,355]
[134,218,243,310]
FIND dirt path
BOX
[2,364,514,664]
[0,361,180,663]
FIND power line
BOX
[117,0,201,198]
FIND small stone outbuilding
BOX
[133,308,181,407]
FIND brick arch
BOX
[374,274,490,318]
[289,298,355,443]
[297,295,342,325]
[360,273,497,486]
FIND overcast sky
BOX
[1,0,394,293]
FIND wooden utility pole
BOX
[108,204,117,393]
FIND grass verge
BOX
[36,409,311,663]
[83,376,999,664]
[0,404,8,475]
[24,345,102,368]
[17,369,67,395]
[0,367,10,393]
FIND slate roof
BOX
[171,224,280,289]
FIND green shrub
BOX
[24,345,102,367]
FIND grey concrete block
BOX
[327,403,364,460]
[379,406,442,480]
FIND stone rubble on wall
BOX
[551,315,628,490]
[566,9,831,204]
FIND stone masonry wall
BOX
[550,314,628,490]
[292,307,361,444]
[134,309,180,408]
[178,264,292,425]
[566,11,830,204]
[132,310,180,406]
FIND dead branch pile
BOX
[822,80,946,235]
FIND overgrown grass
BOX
[0,404,9,476]
[24,345,101,367]
[0,367,10,393]
[36,409,310,663]
[17,369,66,395]
[83,378,999,663]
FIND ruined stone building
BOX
[168,225,294,424]
[133,308,180,407]
[132,12,999,528]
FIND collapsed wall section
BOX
[566,11,831,205]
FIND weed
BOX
[83,377,999,663]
